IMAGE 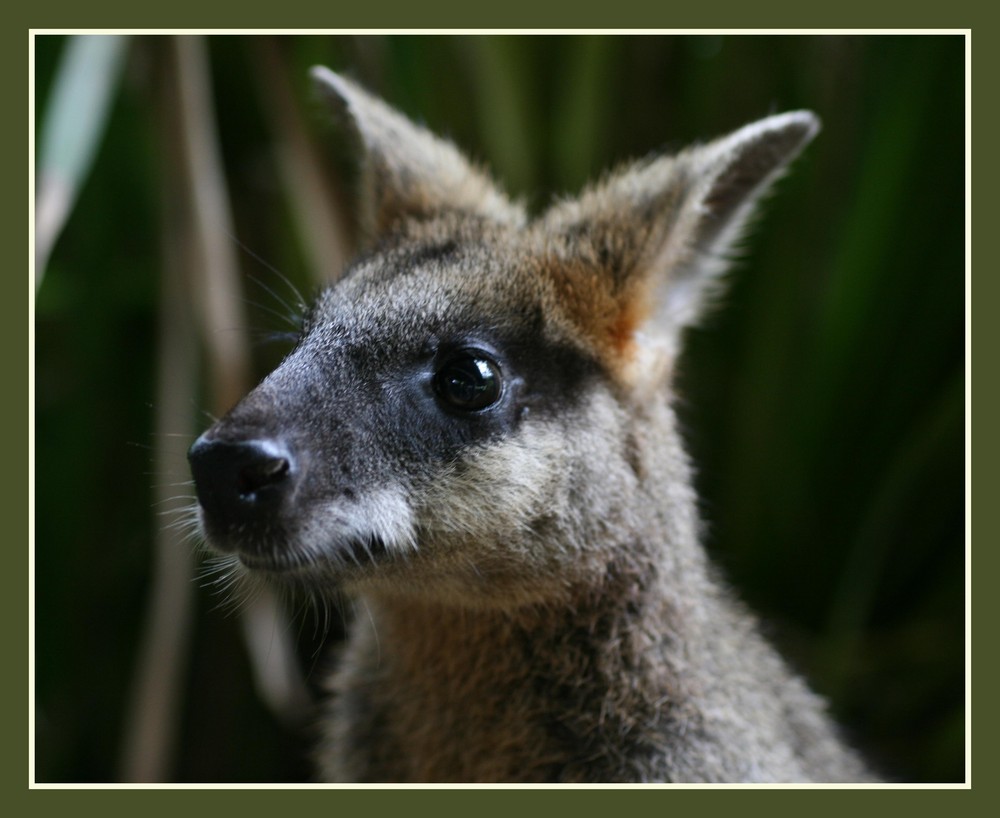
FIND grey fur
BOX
[188,69,877,783]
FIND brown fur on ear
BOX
[534,247,662,386]
[537,112,820,380]
[311,67,525,240]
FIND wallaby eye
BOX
[433,351,502,412]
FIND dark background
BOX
[33,34,966,783]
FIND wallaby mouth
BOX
[233,534,390,575]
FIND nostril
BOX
[237,454,291,498]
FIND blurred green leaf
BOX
[461,36,540,196]
[36,34,129,282]
[549,36,617,190]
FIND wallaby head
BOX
[189,68,817,604]
[187,69,872,783]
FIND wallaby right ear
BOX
[311,67,524,240]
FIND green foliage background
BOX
[33,34,965,783]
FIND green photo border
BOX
[13,1,987,812]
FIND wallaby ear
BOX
[311,67,524,240]
[541,111,820,375]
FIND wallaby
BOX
[188,67,877,783]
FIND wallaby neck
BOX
[321,409,874,783]
[335,554,702,782]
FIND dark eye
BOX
[433,351,503,412]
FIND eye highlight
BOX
[433,351,503,412]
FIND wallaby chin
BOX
[188,69,878,783]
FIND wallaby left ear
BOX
[311,67,524,241]
[677,110,820,290]
[542,111,820,367]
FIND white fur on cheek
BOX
[300,485,418,559]
[415,427,564,543]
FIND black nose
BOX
[188,435,299,531]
